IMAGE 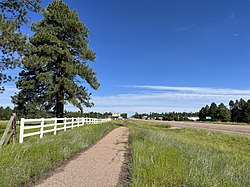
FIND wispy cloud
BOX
[174,24,195,32]
[129,85,250,96]
[2,85,250,116]
[86,85,250,115]
[227,12,235,20]
[232,33,240,37]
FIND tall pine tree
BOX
[12,0,100,117]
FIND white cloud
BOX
[87,85,250,115]
[2,85,250,116]
[129,85,250,96]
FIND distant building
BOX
[188,117,199,121]
[111,113,123,120]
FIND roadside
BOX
[132,119,250,136]
[128,122,250,186]
[167,121,250,136]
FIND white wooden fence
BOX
[19,117,111,143]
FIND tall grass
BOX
[0,123,117,187]
[129,122,250,186]
[0,121,8,136]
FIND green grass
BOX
[128,121,250,186]
[0,121,8,135]
[0,122,117,187]
[0,121,19,144]
[211,121,250,126]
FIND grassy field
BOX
[0,121,9,135]
[128,120,250,186]
[0,122,117,187]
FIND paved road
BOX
[146,120,250,136]
[36,127,128,187]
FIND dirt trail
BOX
[143,119,250,136]
[36,126,128,187]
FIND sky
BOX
[2,0,250,115]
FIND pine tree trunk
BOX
[56,89,64,118]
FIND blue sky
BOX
[2,0,250,115]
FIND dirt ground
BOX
[147,119,250,136]
[35,126,128,187]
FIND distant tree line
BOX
[229,99,250,123]
[199,98,250,123]
[0,106,127,120]
[198,102,231,122]
[132,98,250,123]
[132,112,198,121]
[65,111,127,119]
[0,106,13,120]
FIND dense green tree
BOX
[198,99,250,123]
[0,106,13,119]
[209,102,217,121]
[121,113,128,119]
[229,100,235,110]
[133,112,138,118]
[230,100,239,122]
[198,105,209,121]
[12,0,99,117]
[238,99,247,122]
[229,99,248,123]
[216,103,231,122]
[102,112,112,118]
[243,100,250,123]
[0,0,41,92]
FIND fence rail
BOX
[19,117,111,143]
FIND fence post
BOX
[54,118,57,135]
[19,118,25,143]
[11,113,17,143]
[77,117,80,127]
[64,118,67,131]
[71,117,74,129]
[40,118,44,139]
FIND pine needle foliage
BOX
[0,0,41,92]
[12,0,100,117]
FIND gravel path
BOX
[36,126,128,187]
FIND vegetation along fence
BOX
[19,117,111,143]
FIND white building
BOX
[187,117,199,121]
